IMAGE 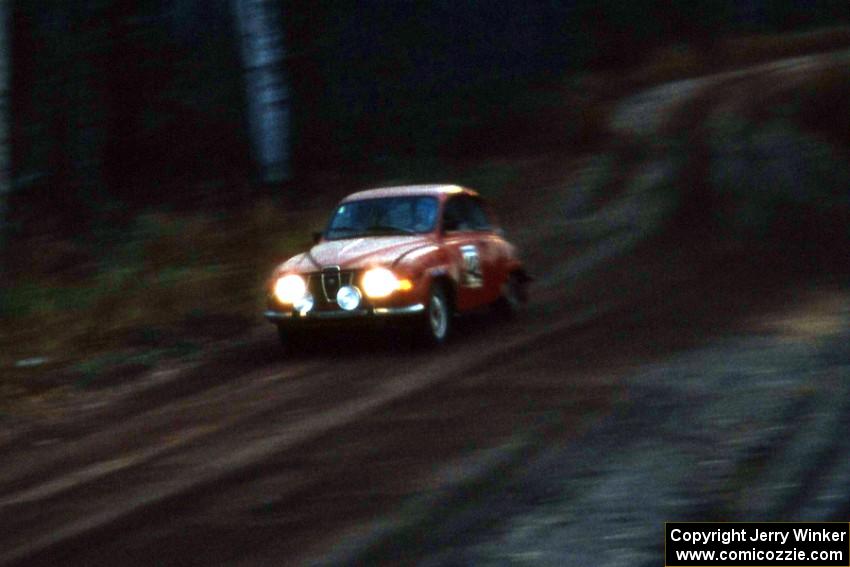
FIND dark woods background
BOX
[9,0,850,236]
[11,0,248,229]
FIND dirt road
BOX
[2,53,848,566]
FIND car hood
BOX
[279,235,437,273]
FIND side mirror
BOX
[312,230,323,244]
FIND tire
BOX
[494,271,527,319]
[277,324,290,347]
[416,283,452,347]
[277,324,307,353]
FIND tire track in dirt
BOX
[0,301,615,565]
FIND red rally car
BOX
[264,185,530,347]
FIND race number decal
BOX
[460,245,483,288]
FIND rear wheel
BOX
[416,283,452,346]
[494,271,527,319]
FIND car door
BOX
[463,196,504,304]
[441,195,498,310]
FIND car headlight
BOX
[274,274,307,304]
[361,267,404,298]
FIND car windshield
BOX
[324,196,439,240]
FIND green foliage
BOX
[0,199,322,378]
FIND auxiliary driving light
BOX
[293,293,314,315]
[336,285,362,311]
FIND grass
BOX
[1,198,326,393]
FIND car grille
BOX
[307,268,359,308]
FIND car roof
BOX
[342,184,479,202]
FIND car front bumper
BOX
[264,303,425,323]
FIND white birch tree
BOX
[232,0,290,183]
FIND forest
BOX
[8,1,850,212]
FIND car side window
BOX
[442,196,468,232]
[443,195,492,232]
[465,197,492,231]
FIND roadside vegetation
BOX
[1,202,321,393]
[664,56,850,267]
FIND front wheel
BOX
[277,324,308,353]
[416,283,452,347]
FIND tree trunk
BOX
[0,0,9,279]
[232,0,290,183]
